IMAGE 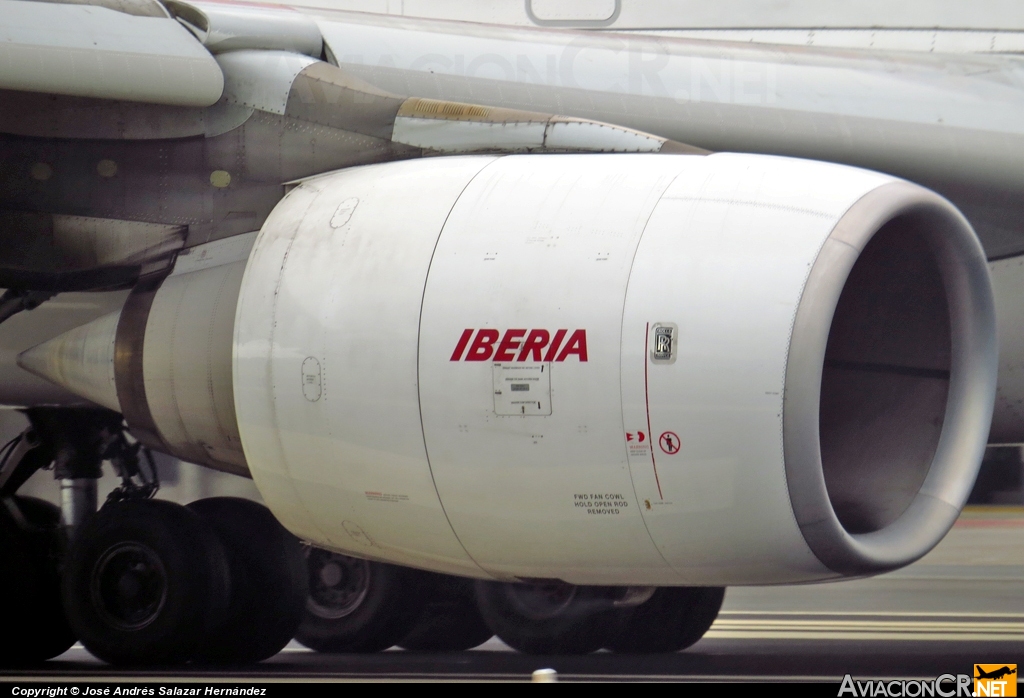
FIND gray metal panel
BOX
[0,90,209,139]
[986,255,1024,444]
[0,0,223,106]
[217,50,316,115]
[286,61,405,140]
[600,0,1024,31]
[115,274,169,452]
[26,0,168,18]
[623,29,1024,54]
[165,0,322,56]
[0,211,184,283]
[142,258,249,476]
[283,0,1024,31]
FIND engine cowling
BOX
[231,152,996,585]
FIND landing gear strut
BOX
[20,407,152,537]
[0,407,127,664]
[1,408,306,666]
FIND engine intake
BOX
[785,182,995,574]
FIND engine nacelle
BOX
[233,153,996,585]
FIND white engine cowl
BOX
[231,152,995,586]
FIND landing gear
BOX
[0,408,112,665]
[187,498,306,664]
[63,497,309,666]
[474,580,615,654]
[61,499,230,665]
[2,408,308,666]
[0,408,174,664]
[294,549,426,653]
[474,581,725,655]
[0,496,76,663]
[605,586,725,653]
[2,410,726,662]
[398,573,493,652]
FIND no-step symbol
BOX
[659,431,680,455]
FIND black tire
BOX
[187,497,307,664]
[398,574,493,651]
[605,586,725,653]
[61,499,230,665]
[0,497,76,663]
[474,580,613,655]
[294,549,426,653]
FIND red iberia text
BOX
[450,329,588,362]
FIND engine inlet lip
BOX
[783,180,997,576]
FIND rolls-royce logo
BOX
[654,327,672,358]
[650,323,678,364]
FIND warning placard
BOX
[493,363,551,416]
[659,431,680,455]
[625,430,650,459]
[573,493,630,515]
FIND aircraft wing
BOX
[0,0,223,106]
[4,0,1023,256]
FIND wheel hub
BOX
[305,549,370,620]
[319,561,343,588]
[508,581,578,620]
[91,542,167,631]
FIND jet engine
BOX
[23,152,996,586]
[234,152,996,584]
